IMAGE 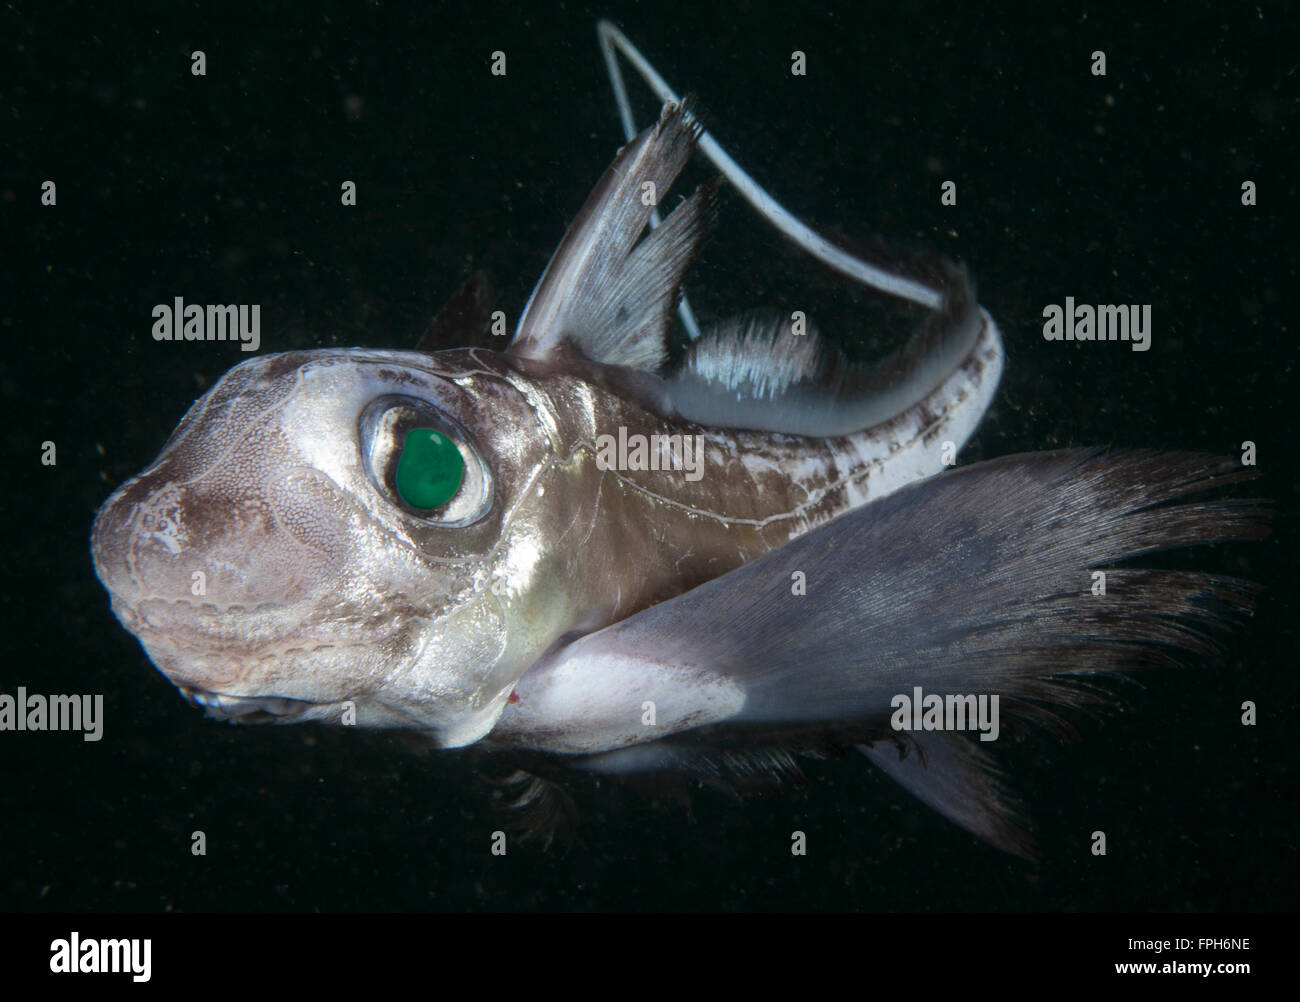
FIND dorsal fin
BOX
[416,269,496,352]
[509,100,715,371]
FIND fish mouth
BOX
[180,686,315,723]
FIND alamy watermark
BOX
[152,297,260,352]
[594,427,705,482]
[1042,297,1151,352]
[890,685,1000,742]
[50,933,150,982]
[0,688,103,741]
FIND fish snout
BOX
[90,480,151,603]
[91,477,318,611]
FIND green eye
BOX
[395,428,464,509]
[361,398,492,526]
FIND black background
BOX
[2,0,1296,911]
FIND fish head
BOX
[91,347,568,746]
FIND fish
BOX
[89,57,1268,856]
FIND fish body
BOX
[91,97,1264,855]
[90,310,998,747]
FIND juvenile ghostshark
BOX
[90,23,1267,855]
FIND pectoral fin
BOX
[495,450,1267,853]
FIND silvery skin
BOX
[91,95,1265,856]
